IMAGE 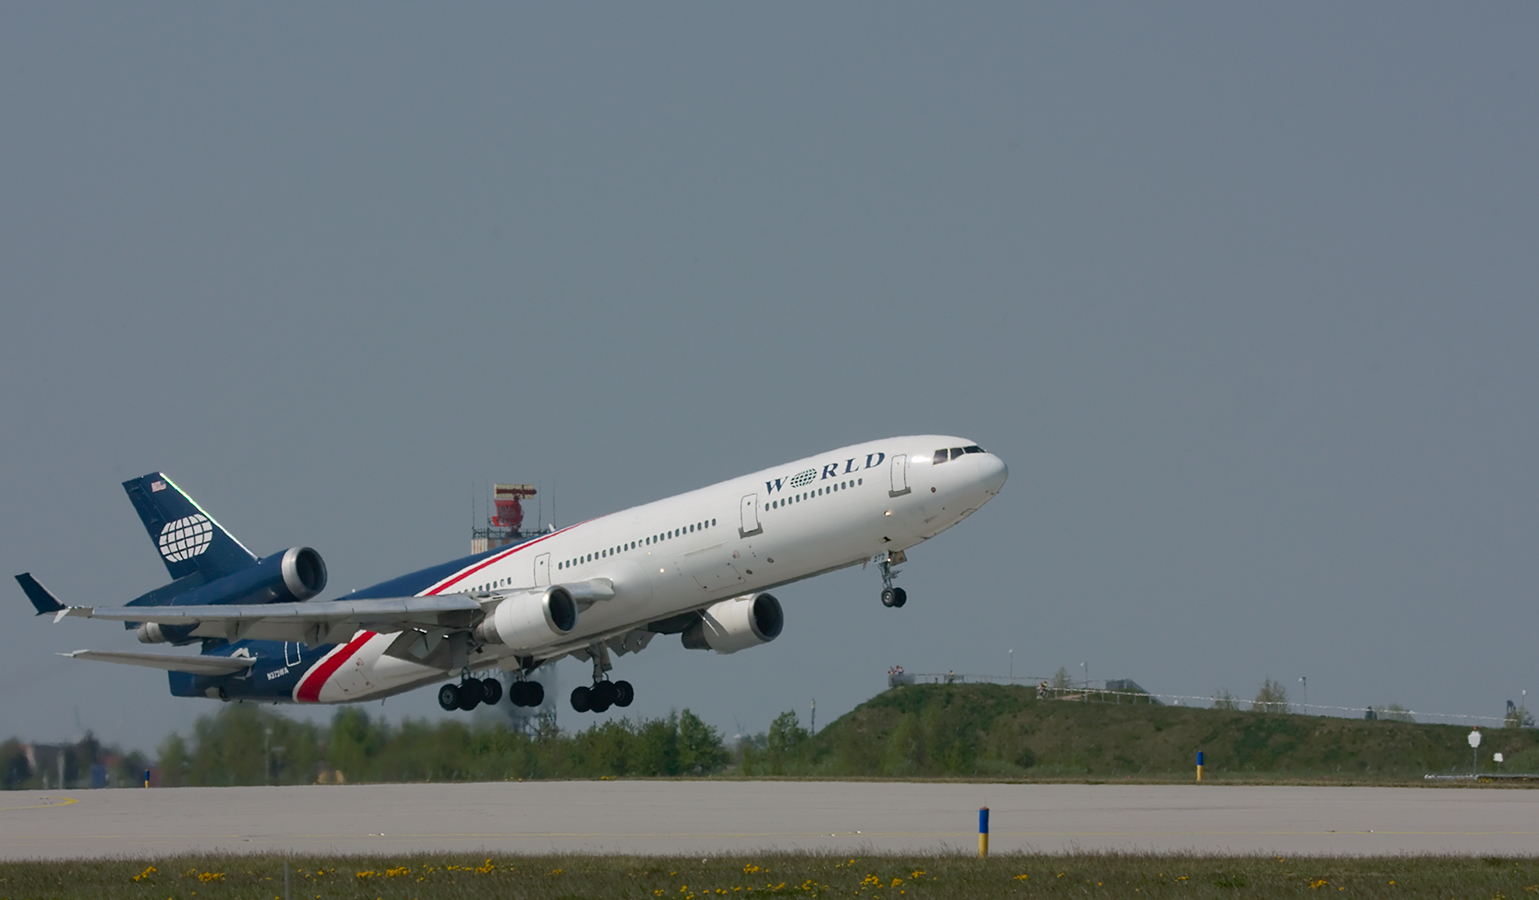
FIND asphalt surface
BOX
[3,782,1537,860]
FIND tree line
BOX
[153,704,734,786]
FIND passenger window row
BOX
[555,518,719,573]
[766,477,862,511]
[933,445,985,465]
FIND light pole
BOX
[1009,650,1014,681]
[1080,661,1088,690]
[1299,676,1307,715]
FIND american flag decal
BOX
[150,481,166,492]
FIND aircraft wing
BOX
[62,649,257,676]
[62,595,485,645]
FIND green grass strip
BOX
[3,852,1539,899]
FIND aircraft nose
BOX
[978,453,1008,495]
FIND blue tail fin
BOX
[122,473,257,581]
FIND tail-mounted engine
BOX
[682,592,783,654]
[474,586,579,648]
[131,547,328,644]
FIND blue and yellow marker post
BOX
[143,768,151,788]
[1196,751,1204,782]
[978,807,989,858]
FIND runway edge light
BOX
[978,807,989,858]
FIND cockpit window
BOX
[964,445,984,454]
[933,449,950,465]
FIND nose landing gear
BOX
[874,550,908,608]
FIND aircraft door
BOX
[739,493,763,538]
[284,642,302,667]
[889,454,911,497]
[534,552,551,586]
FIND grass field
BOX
[4,853,1538,899]
[763,683,1539,782]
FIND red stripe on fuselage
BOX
[295,631,375,703]
[423,523,584,595]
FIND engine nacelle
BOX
[170,546,328,608]
[682,592,783,654]
[126,547,328,645]
[475,586,579,648]
[276,546,328,601]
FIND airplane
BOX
[16,437,1007,714]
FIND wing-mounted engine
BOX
[680,592,783,654]
[473,585,579,649]
[130,547,328,644]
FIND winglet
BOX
[15,573,65,616]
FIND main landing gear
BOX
[438,675,502,711]
[438,674,546,711]
[570,679,634,714]
[570,642,634,714]
[875,550,908,608]
[509,678,545,708]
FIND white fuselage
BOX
[299,435,1007,702]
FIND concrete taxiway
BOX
[2,782,1536,860]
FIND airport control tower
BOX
[471,483,539,554]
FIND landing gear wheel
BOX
[458,683,481,711]
[881,588,898,607]
[591,680,617,712]
[613,680,635,708]
[512,681,546,707]
[891,587,907,608]
[438,683,461,711]
[570,685,592,713]
[479,678,502,706]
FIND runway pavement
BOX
[2,781,1537,860]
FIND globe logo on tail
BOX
[158,515,213,561]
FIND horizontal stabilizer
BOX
[62,649,256,676]
[15,573,65,615]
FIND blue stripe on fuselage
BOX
[170,639,331,702]
[344,535,544,599]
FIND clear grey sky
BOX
[2,5,1536,754]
